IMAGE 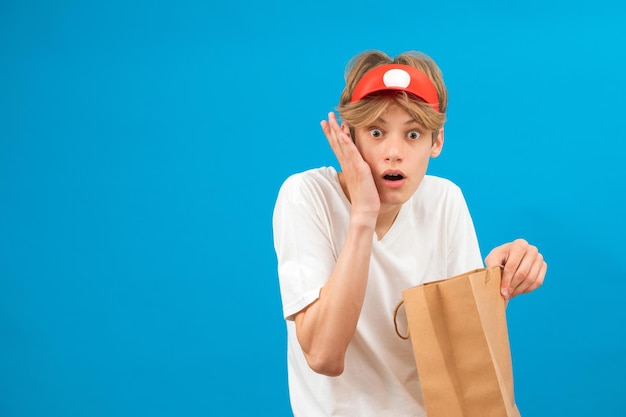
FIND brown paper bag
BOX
[393,266,521,417]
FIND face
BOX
[351,103,443,209]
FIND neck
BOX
[375,204,401,240]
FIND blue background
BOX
[1,0,625,416]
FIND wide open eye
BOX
[407,130,421,140]
[369,128,383,138]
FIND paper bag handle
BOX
[393,300,410,340]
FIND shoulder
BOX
[416,175,464,199]
[276,166,340,205]
[273,166,348,235]
[408,175,469,215]
[279,166,335,188]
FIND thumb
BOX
[485,244,511,300]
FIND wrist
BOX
[349,212,377,231]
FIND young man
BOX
[272,50,546,416]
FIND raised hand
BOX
[320,112,380,220]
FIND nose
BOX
[384,134,404,162]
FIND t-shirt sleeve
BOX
[445,184,484,276]
[272,174,338,321]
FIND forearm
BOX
[295,216,375,376]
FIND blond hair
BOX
[337,50,448,142]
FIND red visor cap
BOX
[350,64,439,112]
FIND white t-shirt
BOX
[273,166,483,417]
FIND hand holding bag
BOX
[393,266,521,417]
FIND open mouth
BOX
[383,174,404,181]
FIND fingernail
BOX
[501,288,509,300]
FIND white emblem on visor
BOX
[382,69,411,88]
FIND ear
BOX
[430,127,444,158]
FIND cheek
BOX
[354,140,375,163]
[358,148,379,169]
[407,145,435,172]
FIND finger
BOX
[484,243,506,268]
[484,244,509,298]
[510,255,546,298]
[322,113,347,144]
[328,112,352,145]
[320,119,336,144]
[506,242,539,294]
[320,119,330,136]
[493,239,529,299]
[321,116,346,158]
[320,120,339,155]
